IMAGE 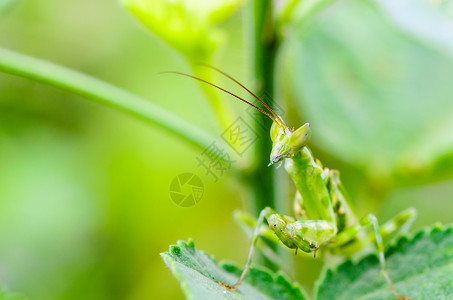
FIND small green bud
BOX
[121,0,245,61]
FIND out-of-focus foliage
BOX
[161,239,307,300]
[372,0,453,58]
[281,0,453,180]
[0,0,18,18]
[316,224,453,299]
[0,1,245,300]
[0,283,24,300]
[121,0,245,128]
[121,0,244,61]
[276,0,336,26]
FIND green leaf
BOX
[316,224,453,300]
[161,239,307,300]
[370,0,453,59]
[281,0,453,178]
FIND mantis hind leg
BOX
[334,207,417,254]
[220,207,274,290]
[380,207,417,242]
[333,214,411,300]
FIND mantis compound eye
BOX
[270,121,279,142]
[267,214,286,231]
[288,123,311,153]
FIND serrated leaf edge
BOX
[161,239,307,300]
[314,223,453,298]
[219,260,307,299]
[160,239,197,300]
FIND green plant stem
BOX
[0,47,218,154]
[248,0,278,219]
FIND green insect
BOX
[169,66,417,299]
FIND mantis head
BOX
[269,121,311,166]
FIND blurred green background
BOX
[0,0,452,299]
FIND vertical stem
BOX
[249,0,278,218]
[243,0,280,270]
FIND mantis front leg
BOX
[221,207,337,290]
[220,207,275,290]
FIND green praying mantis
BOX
[168,66,417,299]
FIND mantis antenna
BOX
[161,71,280,125]
[197,64,286,129]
